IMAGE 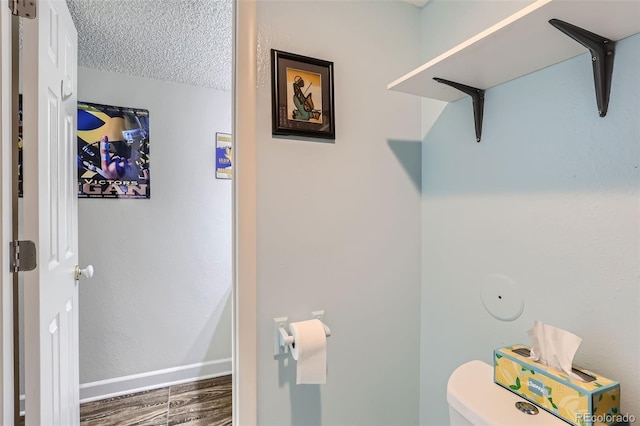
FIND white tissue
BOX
[289,319,327,384]
[527,320,584,381]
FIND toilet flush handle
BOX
[515,401,539,415]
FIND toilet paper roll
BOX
[289,319,327,384]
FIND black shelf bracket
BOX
[549,18,616,117]
[433,78,484,142]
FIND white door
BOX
[22,0,79,424]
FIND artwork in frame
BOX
[215,132,232,180]
[271,49,335,140]
[77,101,150,199]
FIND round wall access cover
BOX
[480,274,524,321]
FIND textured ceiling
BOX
[66,0,233,91]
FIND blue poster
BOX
[216,133,232,180]
[77,102,150,198]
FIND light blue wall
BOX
[256,1,422,425]
[420,4,640,423]
[253,2,639,425]
[420,0,533,61]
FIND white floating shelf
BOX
[388,0,640,102]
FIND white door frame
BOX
[1,0,260,422]
[0,2,16,424]
[233,0,258,424]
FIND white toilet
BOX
[447,360,566,425]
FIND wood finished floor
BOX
[80,375,232,426]
[20,375,232,426]
[18,375,231,426]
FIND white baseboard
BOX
[79,358,232,403]
[19,358,232,412]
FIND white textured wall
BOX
[256,1,422,425]
[77,67,232,384]
[419,3,640,424]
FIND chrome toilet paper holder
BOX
[273,310,331,356]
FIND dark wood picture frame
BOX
[271,49,335,140]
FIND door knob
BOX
[74,265,94,280]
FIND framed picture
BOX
[215,132,232,179]
[77,101,150,199]
[18,95,23,197]
[271,49,335,140]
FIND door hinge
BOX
[10,241,37,273]
[9,0,36,19]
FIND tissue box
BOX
[494,345,620,426]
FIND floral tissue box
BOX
[494,345,620,426]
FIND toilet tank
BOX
[447,360,566,426]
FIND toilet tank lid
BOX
[447,360,566,426]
